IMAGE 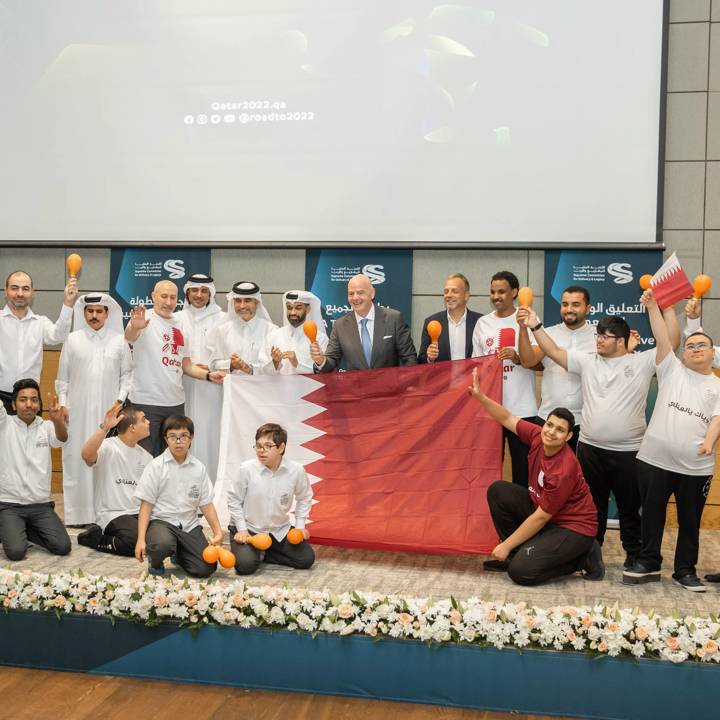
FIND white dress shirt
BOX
[135,450,213,532]
[354,304,376,351]
[209,315,278,373]
[0,404,65,505]
[0,304,73,393]
[263,324,329,375]
[227,456,313,541]
[447,310,467,361]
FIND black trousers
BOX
[486,481,593,586]
[576,442,641,558]
[229,526,315,575]
[636,460,711,577]
[0,502,71,561]
[532,418,581,454]
[88,514,138,557]
[146,520,216,578]
[503,416,542,488]
[132,402,185,457]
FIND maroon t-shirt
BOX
[516,420,598,537]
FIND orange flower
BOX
[597,641,608,652]
[636,626,649,641]
[703,639,718,654]
[398,613,413,625]
[665,637,680,651]
[486,609,497,623]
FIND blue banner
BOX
[110,248,211,321]
[305,249,413,333]
[544,249,664,348]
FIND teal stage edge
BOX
[0,611,716,719]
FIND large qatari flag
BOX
[214,357,502,555]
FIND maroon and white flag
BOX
[214,357,503,555]
[650,252,693,309]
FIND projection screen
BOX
[0,0,666,247]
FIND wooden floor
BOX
[0,667,558,720]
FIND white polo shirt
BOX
[0,304,73,393]
[538,322,596,424]
[568,349,656,452]
[129,310,189,406]
[0,404,65,505]
[472,310,538,418]
[227,456,314,541]
[135,450,213,532]
[93,437,153,530]
[637,353,720,475]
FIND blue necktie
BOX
[360,318,372,367]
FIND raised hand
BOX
[129,304,150,330]
[639,288,655,307]
[309,341,325,367]
[101,401,125,432]
[467,367,486,401]
[63,277,79,307]
[685,297,700,320]
[47,393,66,424]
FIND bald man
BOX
[310,274,417,372]
[125,281,224,456]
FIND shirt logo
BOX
[161,327,185,355]
[280,492,290,508]
[485,337,494,348]
[188,485,200,500]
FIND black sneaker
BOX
[580,539,605,581]
[705,572,720,583]
[622,561,661,585]
[483,559,509,572]
[77,524,102,549]
[673,573,706,593]
[623,554,638,570]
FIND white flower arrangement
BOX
[1,567,719,665]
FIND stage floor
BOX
[6,495,720,618]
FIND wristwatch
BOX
[206,371,212,382]
[531,321,543,331]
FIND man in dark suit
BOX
[418,274,482,363]
[310,274,417,372]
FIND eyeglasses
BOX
[166,433,192,443]
[594,333,618,341]
[685,342,712,351]
[253,443,277,451]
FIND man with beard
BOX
[472,271,539,487]
[418,273,482,363]
[517,286,595,451]
[55,294,133,525]
[174,274,227,482]
[209,281,278,375]
[125,280,225,456]
[0,270,78,412]
[517,303,680,570]
[0,379,71,561]
[263,291,329,375]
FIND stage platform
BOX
[6,495,720,618]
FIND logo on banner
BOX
[163,259,186,279]
[607,263,633,284]
[362,264,386,285]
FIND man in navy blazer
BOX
[418,274,482,363]
[310,274,417,372]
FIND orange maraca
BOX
[287,528,304,545]
[639,274,653,290]
[66,253,82,278]
[692,274,712,299]
[218,547,236,569]
[303,319,317,343]
[426,320,442,345]
[202,544,219,564]
[517,287,533,308]
[247,533,273,551]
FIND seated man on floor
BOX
[134,415,224,577]
[0,379,71,561]
[77,402,153,556]
[228,423,315,575]
[468,368,603,585]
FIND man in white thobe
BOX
[55,294,132,525]
[209,281,278,375]
[263,290,329,375]
[174,274,227,483]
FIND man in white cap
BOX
[263,291,329,375]
[125,280,225,456]
[55,294,133,526]
[209,281,278,375]
[174,274,227,482]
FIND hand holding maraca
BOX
[426,320,442,362]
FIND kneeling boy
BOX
[134,415,223,577]
[469,368,603,585]
[228,423,314,575]
[78,402,153,555]
[0,379,71,560]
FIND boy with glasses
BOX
[134,415,224,576]
[517,305,680,570]
[227,423,315,575]
[623,290,720,591]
